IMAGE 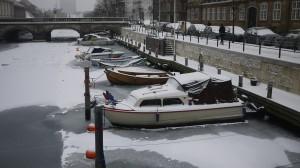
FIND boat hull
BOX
[105,69,169,85]
[104,105,243,128]
[79,40,115,46]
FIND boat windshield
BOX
[166,78,182,90]
[124,95,138,106]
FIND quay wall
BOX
[121,28,300,95]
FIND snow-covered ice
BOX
[0,42,84,111]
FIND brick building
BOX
[159,0,300,34]
[0,0,15,18]
[160,0,188,22]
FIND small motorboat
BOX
[77,33,115,46]
[75,46,125,60]
[103,72,244,128]
[104,67,169,85]
[91,56,144,68]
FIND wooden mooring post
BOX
[95,105,106,168]
[185,57,188,66]
[267,82,273,99]
[217,68,221,74]
[238,75,243,87]
[198,53,204,71]
[84,67,91,121]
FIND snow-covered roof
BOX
[210,26,220,33]
[225,26,245,35]
[172,72,210,86]
[193,24,206,31]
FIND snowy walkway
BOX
[126,26,300,64]
[117,36,300,113]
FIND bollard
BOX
[243,39,245,52]
[198,54,204,71]
[143,46,145,52]
[217,38,219,47]
[259,39,262,55]
[84,67,91,121]
[94,105,106,168]
[183,34,185,40]
[278,44,282,58]
[155,48,158,57]
[190,35,191,42]
[173,54,176,61]
[217,68,221,74]
[185,57,188,66]
[228,41,231,49]
[177,33,178,39]
[238,75,243,87]
[267,82,273,99]
[198,35,199,43]
[206,35,208,45]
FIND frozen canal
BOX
[0,42,299,168]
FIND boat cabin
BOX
[121,72,238,108]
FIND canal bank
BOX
[121,27,300,95]
[116,36,300,130]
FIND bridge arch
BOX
[2,26,34,42]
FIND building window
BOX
[272,1,281,20]
[239,5,245,21]
[259,2,268,21]
[202,8,206,21]
[229,7,233,21]
[221,7,226,20]
[211,7,215,20]
[291,0,300,20]
[207,8,211,21]
[216,7,221,20]
[194,8,199,20]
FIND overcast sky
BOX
[28,0,96,12]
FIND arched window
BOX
[259,2,268,21]
[272,1,281,20]
[239,4,245,21]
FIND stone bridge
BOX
[0,17,129,41]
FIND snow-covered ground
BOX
[1,42,300,168]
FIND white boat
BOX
[75,46,125,60]
[103,72,243,128]
[77,34,115,46]
[91,56,144,68]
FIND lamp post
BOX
[232,0,235,43]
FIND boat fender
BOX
[156,113,160,122]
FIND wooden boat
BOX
[104,67,169,85]
[75,47,124,60]
[91,56,144,68]
[103,72,244,128]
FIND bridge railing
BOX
[0,17,129,22]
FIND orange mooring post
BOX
[84,67,91,121]
[86,150,96,159]
[87,123,96,132]
[95,105,106,168]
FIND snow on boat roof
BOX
[171,72,210,85]
[171,72,231,86]
[130,84,187,100]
